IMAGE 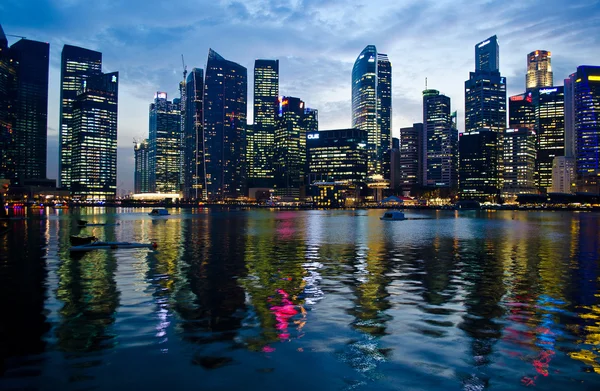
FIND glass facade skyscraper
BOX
[306,128,368,185]
[134,139,149,194]
[251,59,279,188]
[503,127,536,196]
[459,129,500,201]
[423,89,457,188]
[273,96,311,198]
[526,50,553,89]
[149,93,182,194]
[204,49,247,200]
[352,45,391,179]
[70,72,118,201]
[183,68,204,200]
[475,35,499,73]
[0,25,16,180]
[8,38,49,182]
[574,66,600,192]
[533,86,565,190]
[399,123,424,192]
[59,45,102,189]
[509,92,534,129]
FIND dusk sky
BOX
[2,0,600,192]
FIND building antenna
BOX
[6,34,26,39]
[425,77,428,90]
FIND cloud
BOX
[2,0,599,193]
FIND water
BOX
[1,208,599,390]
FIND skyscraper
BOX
[464,35,506,199]
[352,45,392,179]
[59,45,102,189]
[533,86,565,190]
[423,89,457,188]
[134,139,149,194]
[70,72,118,201]
[148,92,182,194]
[204,49,247,200]
[251,59,279,188]
[273,96,312,198]
[526,50,553,89]
[183,68,204,200]
[503,127,536,196]
[574,66,600,193]
[509,92,534,129]
[0,24,16,180]
[459,129,500,201]
[399,123,424,192]
[377,53,392,180]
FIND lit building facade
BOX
[134,139,149,194]
[551,156,575,193]
[204,49,247,200]
[183,67,204,200]
[59,45,102,189]
[8,38,49,182]
[399,123,424,192]
[459,129,500,201]
[352,45,391,179]
[509,92,534,129]
[70,72,119,201]
[533,86,564,191]
[503,127,536,196]
[306,128,368,185]
[526,50,553,89]
[273,96,312,198]
[423,89,457,188]
[0,25,16,180]
[149,93,182,194]
[475,35,499,72]
[250,59,279,188]
[377,53,392,180]
[574,66,600,193]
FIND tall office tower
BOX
[564,73,577,158]
[399,123,424,192]
[7,38,49,182]
[526,50,553,89]
[533,86,564,190]
[352,45,392,179]
[423,89,457,188]
[183,68,204,200]
[377,53,392,180]
[204,49,247,200]
[475,35,499,72]
[503,128,536,196]
[59,45,102,189]
[273,96,311,198]
[390,137,401,190]
[465,35,506,194]
[509,92,534,129]
[148,92,182,194]
[458,129,500,201]
[251,59,279,188]
[574,66,600,193]
[0,24,16,180]
[551,157,575,193]
[303,107,319,133]
[70,72,118,201]
[134,139,149,194]
[306,128,368,184]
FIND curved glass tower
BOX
[352,45,379,177]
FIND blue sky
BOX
[2,0,599,193]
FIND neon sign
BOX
[307,133,319,140]
[478,40,490,48]
[539,88,557,94]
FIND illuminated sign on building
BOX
[307,133,319,140]
[112,75,117,83]
[510,95,524,101]
[478,39,490,48]
[539,88,558,94]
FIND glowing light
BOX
[589,75,600,81]
[478,39,490,48]
[539,88,558,94]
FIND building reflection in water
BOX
[172,209,248,367]
[0,218,50,377]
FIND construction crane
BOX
[6,34,27,39]
[181,54,187,82]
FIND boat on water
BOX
[53,203,69,209]
[30,204,45,209]
[380,210,406,221]
[77,219,119,227]
[70,235,97,246]
[149,208,170,216]
[69,241,158,252]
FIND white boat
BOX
[149,208,170,216]
[69,241,157,252]
[380,210,406,221]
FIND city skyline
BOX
[2,0,600,192]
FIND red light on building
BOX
[510,95,524,101]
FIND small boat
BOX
[53,203,69,209]
[69,241,158,252]
[70,235,97,245]
[380,210,406,221]
[149,208,170,216]
[76,219,119,227]
[30,204,45,209]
